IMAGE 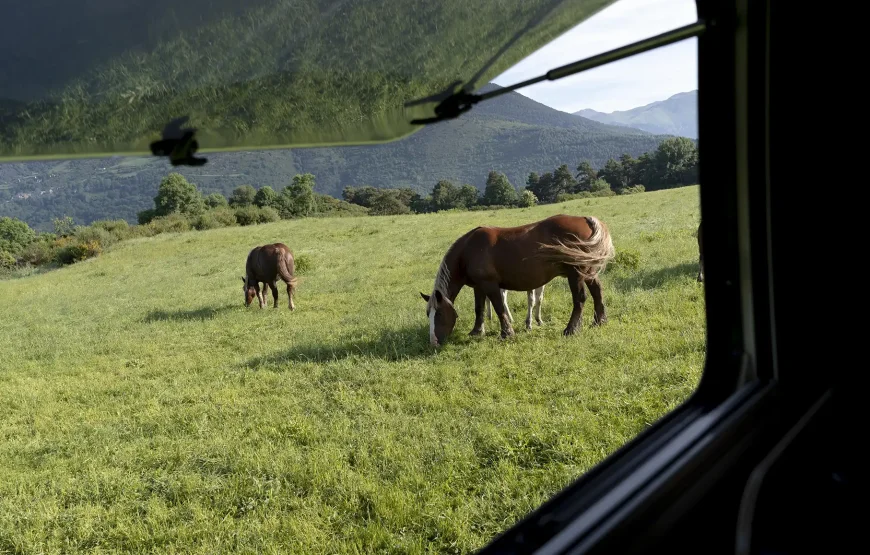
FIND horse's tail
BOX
[278,251,299,289]
[538,216,615,280]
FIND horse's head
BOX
[420,290,457,347]
[242,276,259,307]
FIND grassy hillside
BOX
[1,86,667,230]
[575,90,698,138]
[0,186,705,553]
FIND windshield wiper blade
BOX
[408,20,706,126]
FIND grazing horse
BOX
[420,214,614,346]
[697,221,704,282]
[242,243,298,309]
[485,286,546,330]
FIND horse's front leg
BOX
[482,283,515,339]
[469,287,487,336]
[564,271,588,336]
[257,284,266,308]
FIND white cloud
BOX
[492,0,698,113]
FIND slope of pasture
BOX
[0,187,705,554]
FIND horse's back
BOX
[246,243,293,281]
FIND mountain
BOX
[574,90,697,138]
[1,84,671,230]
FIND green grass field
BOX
[0,186,705,554]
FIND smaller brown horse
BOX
[697,221,704,282]
[242,243,298,309]
[421,214,614,346]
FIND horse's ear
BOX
[420,292,430,302]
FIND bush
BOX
[91,219,131,240]
[589,178,611,193]
[17,240,56,266]
[468,204,511,211]
[234,206,260,226]
[257,206,281,223]
[74,226,117,249]
[294,253,314,274]
[211,208,238,227]
[517,190,538,208]
[610,248,641,272]
[0,216,36,256]
[556,192,592,202]
[137,208,157,225]
[148,213,192,234]
[55,240,102,265]
[620,184,646,195]
[0,250,16,269]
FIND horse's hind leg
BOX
[585,276,607,326]
[564,271,588,336]
[485,297,492,320]
[270,280,279,308]
[285,280,296,311]
[534,286,545,326]
[501,289,513,323]
[470,287,487,336]
[525,290,535,330]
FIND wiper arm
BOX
[408,20,706,126]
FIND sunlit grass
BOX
[0,186,704,553]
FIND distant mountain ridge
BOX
[574,90,697,138]
[1,84,673,230]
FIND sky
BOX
[492,0,698,114]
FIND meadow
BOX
[0,186,705,554]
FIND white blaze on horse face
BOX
[429,307,438,346]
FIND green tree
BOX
[204,192,229,209]
[369,190,411,215]
[282,173,317,217]
[254,186,280,209]
[0,216,36,256]
[154,173,205,216]
[482,171,517,206]
[52,215,76,237]
[574,161,598,192]
[654,137,698,187]
[431,180,459,211]
[229,185,257,207]
[518,190,538,208]
[552,164,577,196]
[597,158,623,191]
[456,184,480,209]
[527,172,540,191]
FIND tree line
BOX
[2,137,697,277]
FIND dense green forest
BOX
[2,135,698,278]
[1,85,675,230]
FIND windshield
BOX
[0,0,616,160]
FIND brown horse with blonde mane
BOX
[420,214,615,346]
[242,243,298,309]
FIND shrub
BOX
[55,240,102,265]
[91,219,131,240]
[17,240,56,266]
[74,226,117,249]
[0,250,16,269]
[620,184,646,195]
[610,248,641,272]
[148,213,192,234]
[211,208,238,227]
[257,206,281,223]
[589,178,611,193]
[468,204,511,211]
[137,208,157,225]
[517,190,538,208]
[294,253,315,274]
[234,205,260,226]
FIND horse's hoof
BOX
[563,327,578,336]
[536,318,544,326]
[525,321,532,331]
[500,329,515,340]
[469,328,485,337]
